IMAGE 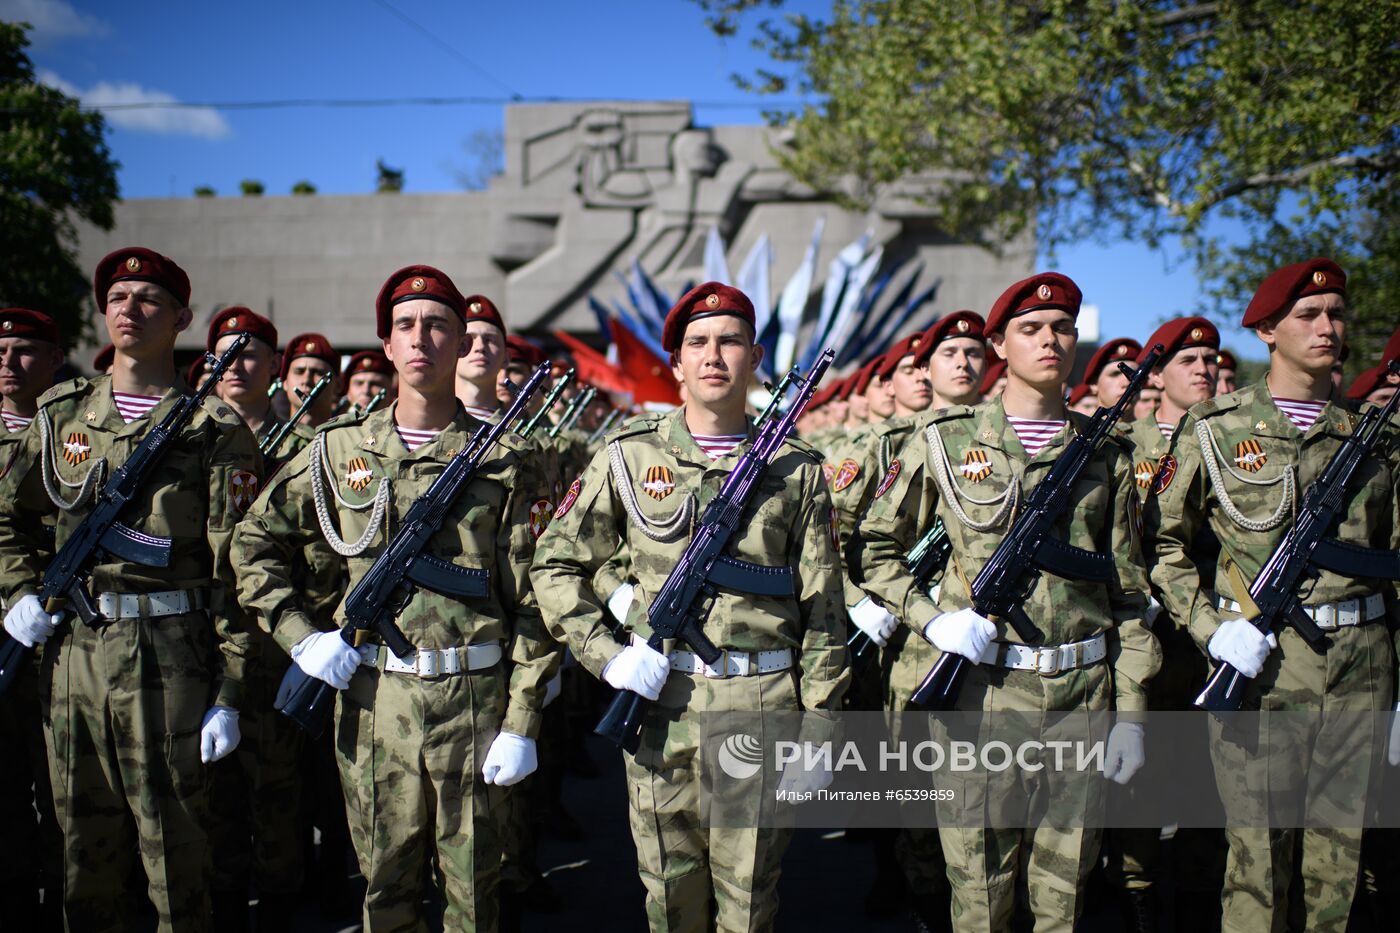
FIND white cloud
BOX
[38,70,232,140]
[0,0,107,41]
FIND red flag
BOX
[609,318,681,406]
[551,331,633,396]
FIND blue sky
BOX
[9,0,1265,358]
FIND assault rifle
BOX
[753,369,799,427]
[516,368,574,439]
[586,407,623,444]
[1196,359,1400,713]
[274,361,552,736]
[553,386,596,437]
[260,373,331,459]
[909,344,1164,710]
[0,334,252,696]
[362,388,388,415]
[595,349,836,753]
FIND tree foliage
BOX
[695,0,1400,371]
[0,21,119,348]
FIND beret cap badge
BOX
[705,293,721,310]
[470,301,482,314]
[125,256,142,273]
[306,341,318,352]
[1037,284,1052,301]
[1313,270,1327,286]
[1,321,10,331]
[1115,345,1128,357]
[1190,327,1203,341]
[411,277,426,292]
[955,319,969,332]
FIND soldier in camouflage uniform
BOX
[233,264,560,931]
[343,350,396,413]
[0,307,65,929]
[532,282,849,933]
[278,333,341,430]
[851,272,1158,932]
[1144,259,1400,933]
[198,307,314,930]
[1106,317,1225,932]
[0,248,258,931]
[1083,338,1143,410]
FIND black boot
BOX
[1120,886,1159,933]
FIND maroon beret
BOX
[851,356,885,396]
[875,331,926,380]
[834,375,858,402]
[914,310,985,367]
[661,282,756,352]
[1139,316,1219,365]
[979,358,1007,396]
[92,343,114,372]
[807,382,837,409]
[375,265,468,339]
[0,307,59,344]
[1242,258,1346,328]
[505,335,547,368]
[1216,348,1238,370]
[94,247,191,311]
[985,272,1082,334]
[343,350,393,379]
[280,332,339,380]
[1067,383,1093,407]
[185,355,209,387]
[1083,338,1143,385]
[207,306,277,354]
[1381,327,1400,368]
[1346,366,1385,401]
[461,294,506,334]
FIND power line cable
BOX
[369,0,523,100]
[2,94,808,114]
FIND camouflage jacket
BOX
[530,407,849,714]
[849,397,1158,711]
[1144,376,1400,654]
[0,374,259,708]
[1120,415,1175,502]
[231,401,561,738]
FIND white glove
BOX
[1207,618,1277,679]
[777,744,834,799]
[602,643,671,701]
[200,707,241,763]
[1388,702,1400,768]
[1102,722,1145,785]
[848,597,898,648]
[3,595,61,648]
[290,631,362,690]
[542,671,563,707]
[923,607,997,663]
[1144,598,1163,629]
[482,731,538,786]
[606,582,635,625]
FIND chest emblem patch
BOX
[874,458,901,499]
[822,462,836,485]
[1234,439,1267,472]
[1150,454,1177,495]
[1134,460,1157,490]
[229,471,259,512]
[959,449,993,483]
[555,478,582,519]
[63,432,91,465]
[829,505,840,550]
[642,465,675,501]
[345,457,374,492]
[831,458,860,492]
[528,498,553,539]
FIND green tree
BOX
[376,158,404,193]
[696,0,1400,372]
[240,179,265,196]
[291,180,316,195]
[0,21,119,348]
[193,185,216,197]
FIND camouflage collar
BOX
[356,400,476,461]
[1244,375,1355,441]
[664,406,756,466]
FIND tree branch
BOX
[1200,150,1400,212]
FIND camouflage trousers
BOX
[883,626,950,904]
[41,612,217,932]
[626,668,797,933]
[208,641,306,897]
[929,656,1113,933]
[0,651,63,915]
[334,657,509,932]
[1210,621,1394,933]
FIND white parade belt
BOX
[977,632,1107,675]
[1218,593,1384,631]
[358,642,503,678]
[95,588,207,620]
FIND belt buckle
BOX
[418,650,441,679]
[1338,599,1359,627]
[1037,646,1062,676]
[704,650,731,679]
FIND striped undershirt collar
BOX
[395,425,442,452]
[1005,415,1064,457]
[2,410,33,433]
[113,391,162,424]
[463,404,497,422]
[691,431,747,461]
[1272,396,1327,432]
[1156,420,1175,439]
